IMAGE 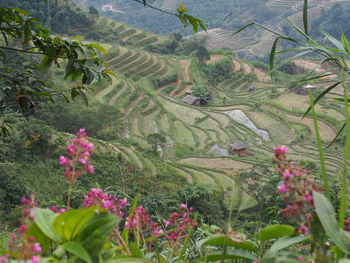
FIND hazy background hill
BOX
[74,0,350,59]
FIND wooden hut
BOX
[229,141,248,156]
[185,90,194,95]
[183,95,201,106]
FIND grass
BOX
[172,121,196,146]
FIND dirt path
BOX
[172,59,191,96]
[206,54,225,64]
[293,59,337,79]
[232,60,241,72]
[241,62,252,74]
[254,68,270,82]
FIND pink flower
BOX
[163,220,170,227]
[0,257,6,263]
[87,165,94,173]
[300,225,308,234]
[282,171,293,179]
[59,156,70,166]
[76,128,87,138]
[278,183,288,193]
[79,158,88,165]
[304,194,313,201]
[19,225,28,234]
[32,243,42,253]
[30,256,39,263]
[297,256,304,261]
[180,203,187,209]
[273,145,288,159]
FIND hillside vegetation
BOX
[1,0,347,225]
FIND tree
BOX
[147,133,166,155]
[193,84,212,104]
[89,5,99,17]
[0,6,115,134]
[196,45,210,64]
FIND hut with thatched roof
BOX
[229,141,248,156]
[295,84,316,95]
[185,90,194,95]
[183,95,201,106]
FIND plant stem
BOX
[339,81,350,228]
[220,175,239,263]
[308,89,330,199]
[67,182,72,210]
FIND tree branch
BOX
[131,0,178,17]
[0,45,45,55]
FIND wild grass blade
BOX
[303,82,341,118]
[308,90,330,199]
[303,0,308,36]
[339,81,350,228]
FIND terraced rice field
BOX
[92,34,345,211]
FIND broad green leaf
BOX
[27,222,51,253]
[200,248,258,262]
[265,235,310,257]
[32,208,60,242]
[78,213,120,259]
[62,241,93,263]
[53,207,95,241]
[197,235,258,252]
[130,243,143,258]
[339,259,350,263]
[258,224,295,242]
[313,191,349,253]
[107,257,154,263]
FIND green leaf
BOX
[122,193,139,244]
[88,43,108,54]
[303,0,308,36]
[197,235,258,252]
[62,241,93,263]
[341,33,350,54]
[200,248,258,262]
[78,213,120,258]
[313,191,349,253]
[130,243,143,258]
[269,37,279,80]
[319,28,345,52]
[303,82,341,118]
[53,207,95,241]
[32,208,60,242]
[265,235,310,258]
[107,257,154,263]
[258,224,295,242]
[27,222,51,253]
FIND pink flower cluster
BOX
[164,203,197,242]
[274,146,323,234]
[6,196,42,263]
[83,188,127,216]
[50,206,66,214]
[59,129,94,184]
[125,206,163,236]
[345,219,350,232]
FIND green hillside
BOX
[0,0,347,233]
